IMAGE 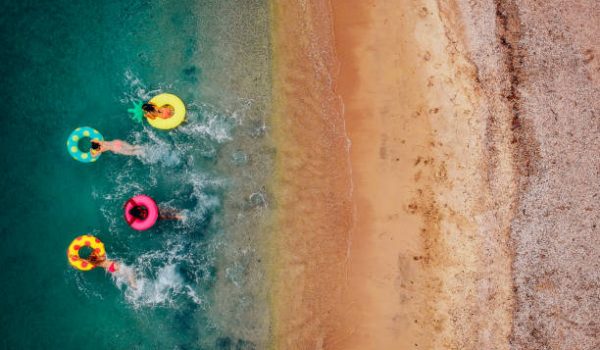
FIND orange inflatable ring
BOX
[66,235,106,271]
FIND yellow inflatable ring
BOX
[66,235,106,271]
[147,93,186,130]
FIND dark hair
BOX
[91,141,101,150]
[129,205,148,220]
[88,252,105,265]
[142,103,156,112]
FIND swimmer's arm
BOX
[144,112,157,120]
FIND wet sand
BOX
[269,1,353,348]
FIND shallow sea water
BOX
[0,1,273,349]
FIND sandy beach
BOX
[270,0,599,349]
[269,1,353,348]
[332,0,515,348]
[269,0,514,348]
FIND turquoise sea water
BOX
[0,1,273,349]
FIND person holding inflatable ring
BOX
[124,195,185,231]
[142,102,174,120]
[67,235,137,288]
[88,250,119,273]
[66,127,104,163]
[91,139,144,157]
[128,93,186,130]
[88,251,137,289]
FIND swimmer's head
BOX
[129,205,148,220]
[91,141,101,150]
[142,103,156,113]
[88,253,106,265]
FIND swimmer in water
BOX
[89,252,137,289]
[142,103,174,120]
[128,204,185,222]
[91,140,144,156]
[88,252,119,273]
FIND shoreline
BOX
[269,1,353,348]
[269,0,515,348]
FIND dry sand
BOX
[270,0,599,349]
[442,0,600,348]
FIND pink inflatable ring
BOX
[124,195,159,231]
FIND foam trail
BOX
[95,70,232,311]
[132,128,184,168]
[177,173,225,230]
[114,261,202,309]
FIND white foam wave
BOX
[178,173,225,230]
[114,249,203,309]
[179,98,254,144]
[132,128,184,168]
